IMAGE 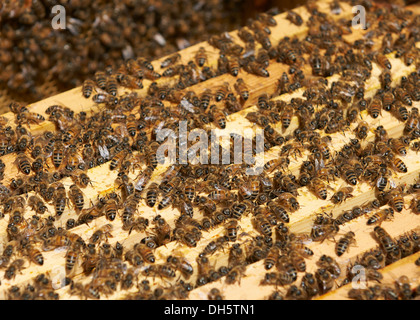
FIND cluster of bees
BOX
[0,0,246,102]
[0,0,420,300]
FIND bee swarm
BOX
[1,0,420,300]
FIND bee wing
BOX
[98,144,110,160]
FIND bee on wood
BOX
[69,184,84,213]
[286,10,303,26]
[331,187,354,204]
[161,53,181,68]
[234,78,249,101]
[336,231,356,257]
[4,259,25,280]
[367,208,394,225]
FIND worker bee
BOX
[373,226,400,262]
[105,75,118,96]
[309,177,328,200]
[264,246,279,270]
[28,195,48,215]
[82,79,95,98]
[214,82,230,102]
[355,121,369,140]
[92,92,119,108]
[234,78,249,101]
[331,187,354,204]
[69,184,84,213]
[225,219,239,242]
[390,156,408,173]
[367,98,382,119]
[335,231,356,257]
[245,61,269,77]
[395,87,412,106]
[94,71,107,89]
[89,224,113,245]
[4,259,25,280]
[367,208,394,225]
[286,10,303,26]
[384,186,405,212]
[376,53,392,70]
[280,104,294,130]
[161,53,181,68]
[14,152,31,175]
[228,56,240,77]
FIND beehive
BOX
[1,0,420,301]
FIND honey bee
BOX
[367,98,382,119]
[214,82,230,102]
[209,105,227,129]
[106,75,118,96]
[28,195,48,215]
[264,246,279,270]
[280,104,294,130]
[395,88,412,106]
[390,155,408,173]
[161,53,181,68]
[4,259,25,280]
[331,187,354,204]
[234,78,249,101]
[376,53,392,70]
[373,226,400,263]
[94,71,107,90]
[355,121,369,140]
[228,56,240,77]
[152,215,172,246]
[286,10,303,26]
[335,231,356,257]
[92,92,119,108]
[309,177,328,200]
[14,152,31,175]
[82,79,95,98]
[244,61,269,77]
[69,184,84,213]
[384,186,405,213]
[89,224,113,245]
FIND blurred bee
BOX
[92,92,119,108]
[161,53,181,68]
[376,53,392,70]
[94,71,107,90]
[286,10,303,26]
[152,215,172,246]
[244,61,269,77]
[208,288,223,300]
[106,75,118,96]
[281,104,294,130]
[264,246,279,270]
[4,259,25,280]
